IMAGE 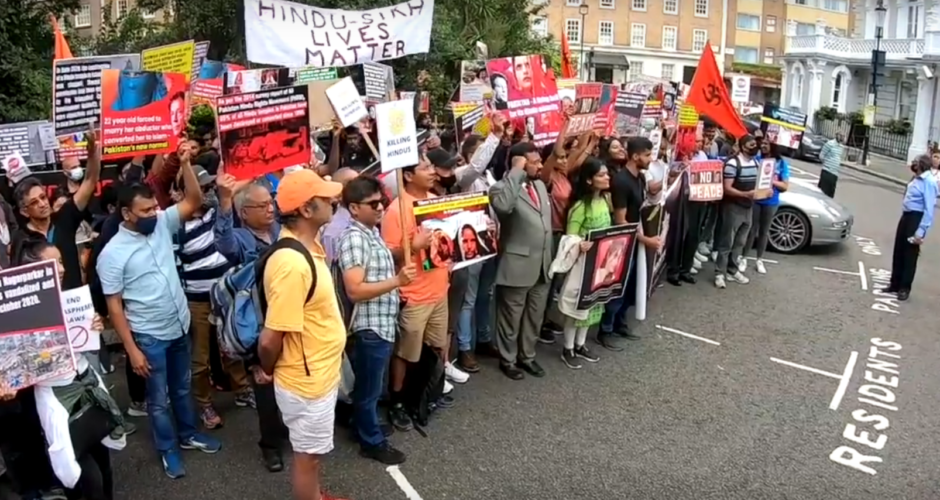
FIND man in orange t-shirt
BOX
[380,159,450,431]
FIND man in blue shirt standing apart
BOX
[884,154,938,301]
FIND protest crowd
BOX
[0,1,857,500]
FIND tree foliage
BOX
[2,0,560,123]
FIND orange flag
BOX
[686,43,747,139]
[560,32,576,79]
[51,15,73,60]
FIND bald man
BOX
[321,167,361,262]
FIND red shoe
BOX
[320,492,350,500]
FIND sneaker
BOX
[38,490,68,500]
[457,351,479,373]
[690,266,699,275]
[443,380,454,395]
[574,345,600,363]
[122,421,137,436]
[388,403,413,431]
[736,256,747,273]
[537,329,557,345]
[710,251,718,262]
[234,390,257,409]
[360,442,406,465]
[697,242,710,256]
[180,433,222,454]
[755,259,767,274]
[200,406,223,429]
[692,258,703,270]
[444,362,469,384]
[727,271,750,284]
[126,401,147,417]
[693,252,707,263]
[714,274,727,289]
[161,449,186,479]
[435,395,456,409]
[261,448,284,473]
[561,348,582,369]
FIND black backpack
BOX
[401,343,446,434]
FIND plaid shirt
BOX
[337,220,399,342]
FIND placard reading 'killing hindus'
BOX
[53,54,141,137]
[243,0,434,68]
[216,85,312,180]
[376,98,418,173]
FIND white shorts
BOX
[274,382,338,455]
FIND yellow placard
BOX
[452,102,484,118]
[678,103,699,127]
[142,41,197,82]
[413,192,489,216]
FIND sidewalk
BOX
[840,150,910,186]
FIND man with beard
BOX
[600,137,662,350]
[489,142,553,380]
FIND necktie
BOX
[527,183,540,210]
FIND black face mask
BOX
[438,175,457,190]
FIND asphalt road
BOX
[104,159,938,500]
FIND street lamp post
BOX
[579,4,589,81]
[862,0,887,166]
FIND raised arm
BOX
[489,160,527,216]
[174,145,205,222]
[72,126,101,212]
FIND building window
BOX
[116,0,128,18]
[692,29,707,52]
[733,46,759,64]
[736,14,760,31]
[664,0,679,14]
[831,73,844,112]
[566,0,582,6]
[763,48,775,64]
[796,22,816,35]
[694,0,708,17]
[629,61,644,81]
[74,4,92,27]
[633,0,647,11]
[792,0,808,4]
[766,15,777,33]
[566,19,582,43]
[908,5,922,38]
[662,26,678,50]
[600,0,615,8]
[662,64,675,81]
[791,72,804,108]
[823,0,848,13]
[532,16,548,38]
[631,23,646,47]
[599,21,615,45]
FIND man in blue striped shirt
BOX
[818,133,844,198]
[884,155,938,301]
[175,165,254,429]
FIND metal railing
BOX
[785,34,924,61]
[814,117,912,160]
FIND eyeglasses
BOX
[244,200,274,210]
[26,193,48,208]
[355,200,383,210]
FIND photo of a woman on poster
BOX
[459,224,483,260]
[429,229,454,268]
[592,237,628,290]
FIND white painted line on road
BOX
[857,261,869,291]
[813,266,861,276]
[387,466,424,500]
[745,256,779,264]
[655,325,721,346]
[828,351,859,411]
[790,166,820,179]
[770,357,842,379]
[858,397,899,412]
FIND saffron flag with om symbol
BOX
[687,44,748,139]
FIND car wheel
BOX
[769,207,811,254]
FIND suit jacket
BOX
[489,168,553,288]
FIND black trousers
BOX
[668,201,710,276]
[818,170,838,198]
[0,389,57,495]
[889,211,924,292]
[251,375,288,452]
[71,443,113,500]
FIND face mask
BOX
[438,175,457,189]
[203,190,219,209]
[68,168,84,182]
[134,215,158,236]
[283,165,303,174]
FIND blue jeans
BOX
[600,252,638,334]
[471,257,497,347]
[457,262,483,352]
[135,332,198,453]
[352,329,393,449]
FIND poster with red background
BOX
[216,85,311,180]
[99,70,190,160]
[485,55,561,146]
[192,60,246,105]
[595,84,619,136]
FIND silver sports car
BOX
[769,178,854,253]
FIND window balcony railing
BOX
[785,0,850,13]
[785,34,924,61]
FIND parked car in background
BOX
[742,113,827,162]
[769,178,853,254]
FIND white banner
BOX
[244,0,434,68]
[376,99,418,173]
[730,75,751,103]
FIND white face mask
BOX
[283,166,303,174]
[67,168,84,182]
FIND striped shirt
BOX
[174,207,234,302]
[820,139,844,175]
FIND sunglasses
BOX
[355,200,383,210]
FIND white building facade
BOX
[781,0,940,161]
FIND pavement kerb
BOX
[839,161,907,187]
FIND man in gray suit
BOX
[489,142,554,380]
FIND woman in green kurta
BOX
[561,157,611,369]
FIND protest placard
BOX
[0,121,54,166]
[413,192,497,272]
[61,286,99,353]
[292,66,338,83]
[216,85,312,180]
[568,83,601,135]
[375,99,418,173]
[575,224,639,310]
[486,55,561,146]
[756,158,776,200]
[459,60,490,102]
[244,0,434,68]
[192,60,246,104]
[614,91,646,119]
[689,160,724,202]
[2,152,31,184]
[326,77,368,127]
[361,62,394,101]
[0,260,75,391]
[454,105,485,146]
[53,54,141,137]
[223,67,292,95]
[99,70,190,160]
[191,41,210,82]
[142,40,197,82]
